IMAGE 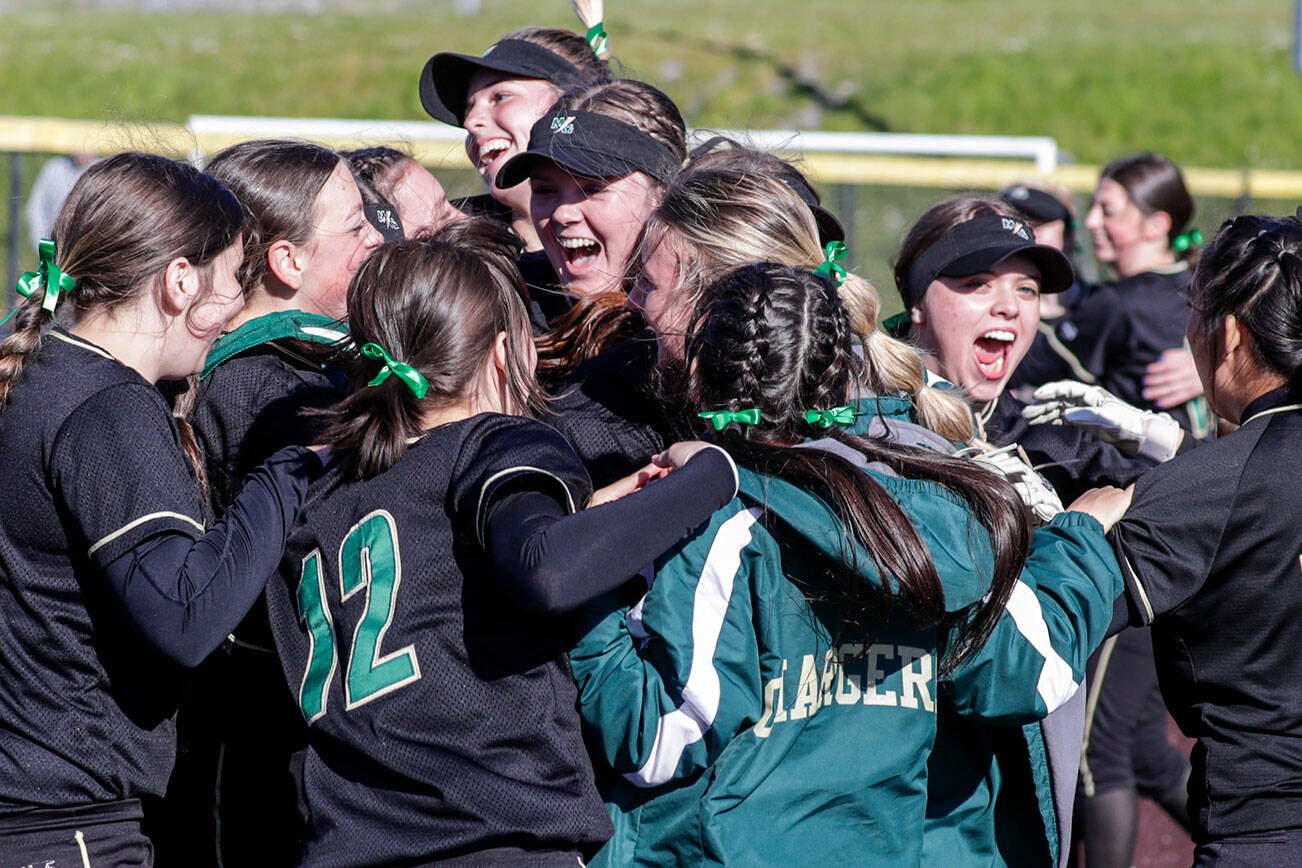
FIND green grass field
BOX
[1,0,1299,306]
[3,0,1298,168]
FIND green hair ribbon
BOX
[361,342,429,399]
[698,407,761,431]
[812,240,847,287]
[1173,227,1204,252]
[586,22,608,55]
[1,238,76,329]
[803,405,857,428]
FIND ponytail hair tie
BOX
[1173,227,1203,253]
[585,22,608,55]
[2,238,76,328]
[813,240,847,287]
[698,407,762,431]
[803,405,857,429]
[571,0,609,56]
[360,342,429,399]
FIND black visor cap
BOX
[419,39,581,126]
[904,215,1075,308]
[999,185,1073,226]
[495,110,681,189]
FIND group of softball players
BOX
[1,7,1301,868]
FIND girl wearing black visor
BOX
[420,27,610,330]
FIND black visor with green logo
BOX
[495,110,682,189]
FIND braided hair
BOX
[1191,213,1302,393]
[686,263,1028,671]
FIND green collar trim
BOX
[201,311,348,380]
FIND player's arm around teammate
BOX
[0,153,324,864]
[263,217,741,868]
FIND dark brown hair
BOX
[342,146,416,202]
[1190,213,1302,393]
[686,263,1027,670]
[320,218,544,479]
[1100,152,1195,256]
[205,139,342,293]
[0,151,246,491]
[534,292,644,387]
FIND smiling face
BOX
[387,160,459,237]
[298,161,383,319]
[910,254,1042,404]
[529,162,661,298]
[462,71,561,196]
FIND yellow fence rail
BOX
[3,114,1302,200]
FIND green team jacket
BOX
[570,457,1122,867]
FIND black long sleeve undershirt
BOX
[484,447,738,617]
[101,446,321,668]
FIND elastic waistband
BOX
[0,798,143,833]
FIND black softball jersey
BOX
[1061,266,1210,436]
[1111,386,1302,838]
[0,328,315,815]
[264,413,734,866]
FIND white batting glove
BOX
[1022,380,1184,463]
[966,444,1065,528]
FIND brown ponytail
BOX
[0,152,244,415]
[320,218,545,480]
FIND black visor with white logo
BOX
[495,110,682,189]
[419,40,582,126]
[903,215,1074,308]
[364,201,405,243]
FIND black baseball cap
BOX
[999,184,1073,226]
[495,110,682,189]
[419,39,582,126]
[903,215,1074,308]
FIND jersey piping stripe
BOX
[1078,633,1119,798]
[1240,403,1302,427]
[1004,579,1080,713]
[626,506,762,788]
[49,330,114,360]
[476,466,576,516]
[299,326,348,343]
[87,511,204,555]
[1118,547,1155,624]
[1039,320,1097,384]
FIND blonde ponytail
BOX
[570,0,610,58]
[837,271,974,442]
[859,326,974,443]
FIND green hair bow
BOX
[813,240,847,287]
[698,407,761,431]
[1,239,76,329]
[586,22,608,55]
[803,405,857,428]
[361,342,429,399]
[1173,228,1203,252]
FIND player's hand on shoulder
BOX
[1067,484,1134,532]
